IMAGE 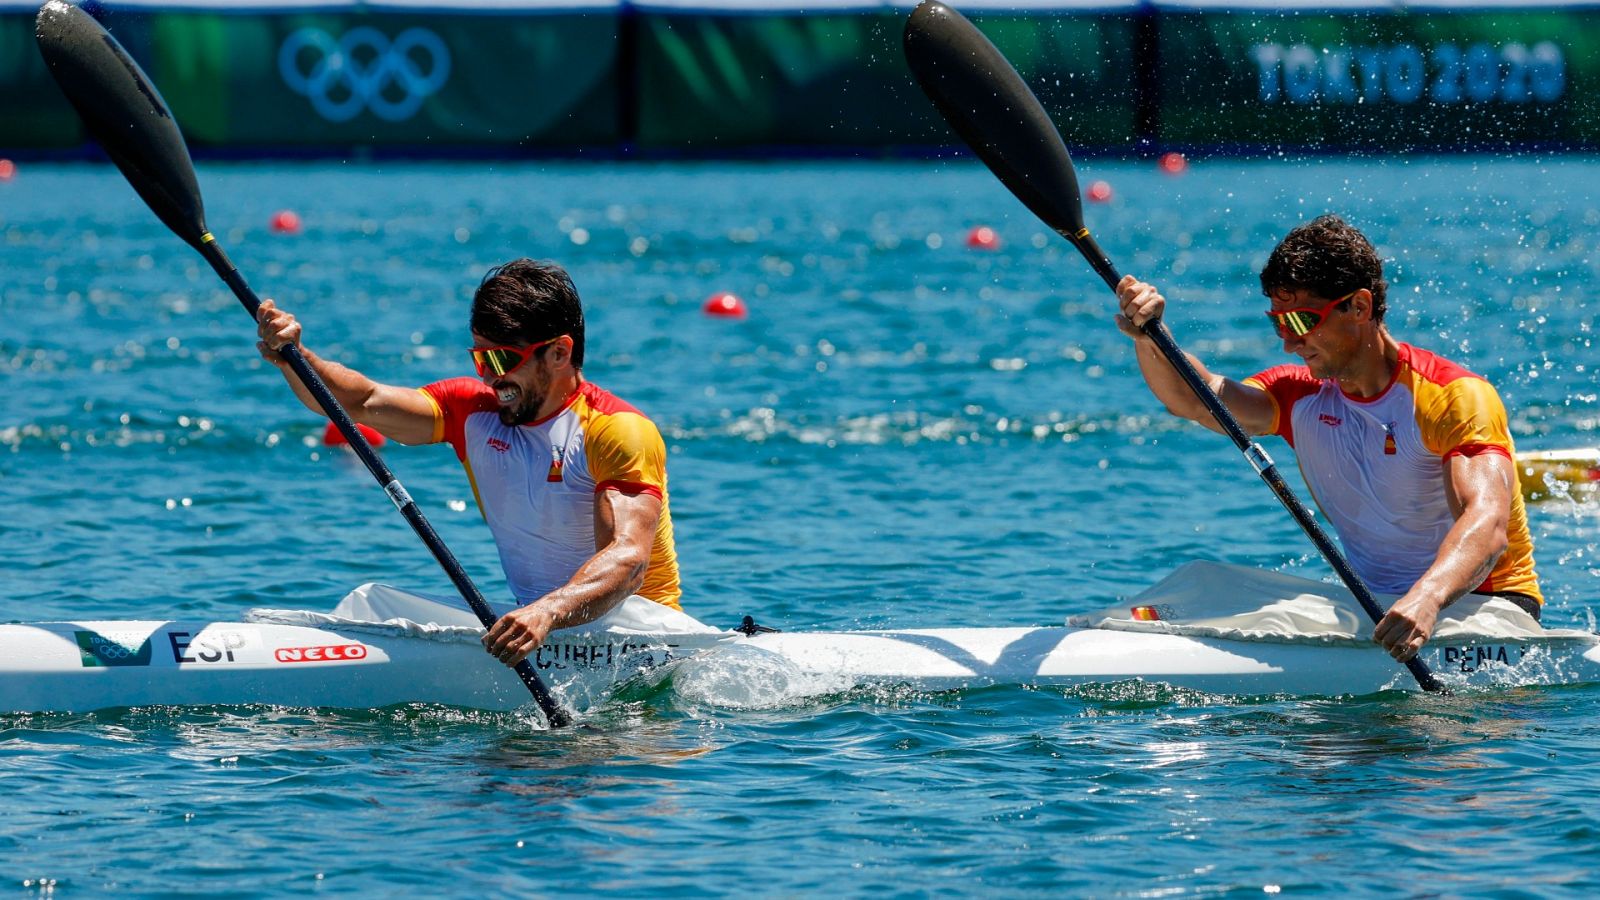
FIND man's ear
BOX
[549,335,576,368]
[1350,289,1374,322]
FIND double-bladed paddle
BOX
[34,0,574,724]
[901,0,1445,693]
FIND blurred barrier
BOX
[2,0,1596,155]
[2,6,83,146]
[1155,6,1590,152]
[632,9,1137,149]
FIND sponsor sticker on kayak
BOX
[273,644,370,664]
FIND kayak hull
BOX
[6,617,1600,714]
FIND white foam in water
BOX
[672,642,857,709]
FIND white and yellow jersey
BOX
[419,378,681,609]
[1244,343,1540,603]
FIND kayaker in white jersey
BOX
[1114,215,1540,663]
[255,258,681,668]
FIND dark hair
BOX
[1260,215,1388,325]
[470,258,586,368]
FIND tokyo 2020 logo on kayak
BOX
[75,631,153,668]
[278,27,451,123]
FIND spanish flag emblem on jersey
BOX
[547,456,564,482]
[1382,423,1397,456]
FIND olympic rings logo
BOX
[278,26,451,123]
[90,639,138,659]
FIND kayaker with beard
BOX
[1113,215,1540,663]
[256,258,681,668]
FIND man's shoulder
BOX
[578,381,650,420]
[422,376,497,409]
[1243,363,1326,411]
[1245,362,1321,388]
[1399,343,1488,388]
[576,381,663,449]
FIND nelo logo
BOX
[275,644,369,663]
[1319,413,1343,427]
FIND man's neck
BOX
[1335,329,1401,399]
[535,373,583,421]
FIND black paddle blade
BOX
[36,0,209,250]
[903,0,1086,240]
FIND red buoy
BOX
[270,210,303,234]
[1086,180,1113,203]
[702,292,748,319]
[323,421,386,447]
[965,226,1001,251]
[0,159,15,182]
[1158,152,1188,175]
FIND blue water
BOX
[3,158,1600,895]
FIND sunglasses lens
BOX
[1274,310,1320,337]
[472,349,517,377]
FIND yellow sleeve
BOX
[1415,377,1513,458]
[584,411,668,497]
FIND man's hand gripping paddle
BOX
[35,1,575,724]
[901,0,1445,694]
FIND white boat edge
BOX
[4,566,1600,714]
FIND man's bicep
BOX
[364,383,441,445]
[1446,451,1515,519]
[593,489,662,551]
[1218,378,1278,436]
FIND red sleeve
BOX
[1240,364,1321,447]
[418,377,496,460]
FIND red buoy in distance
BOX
[702,292,748,319]
[323,421,386,447]
[965,226,1001,250]
[1158,152,1188,175]
[0,159,15,182]
[1087,180,1113,203]
[270,210,303,234]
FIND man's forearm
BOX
[531,542,650,631]
[1133,338,1224,429]
[1411,509,1507,610]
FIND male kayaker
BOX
[256,258,680,669]
[1114,215,1540,662]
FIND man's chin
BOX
[498,406,536,426]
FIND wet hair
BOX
[1260,215,1388,325]
[470,258,586,368]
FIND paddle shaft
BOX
[1072,232,1446,693]
[199,238,573,725]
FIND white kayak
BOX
[3,562,1598,714]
